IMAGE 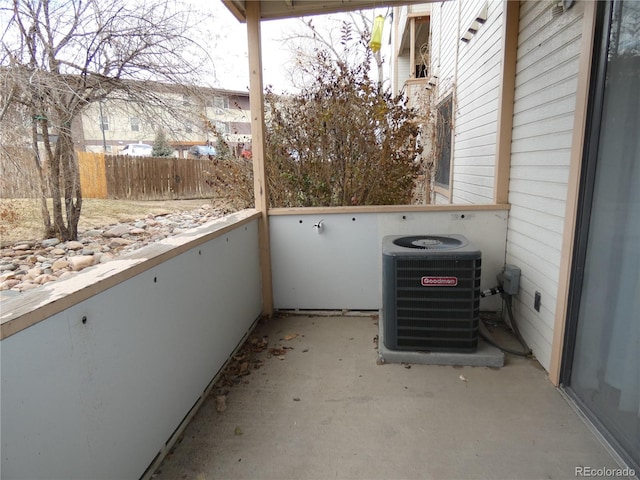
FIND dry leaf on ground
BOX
[215,395,227,412]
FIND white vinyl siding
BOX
[453,0,504,204]
[430,2,459,205]
[396,55,412,93]
[506,0,585,370]
[430,0,503,204]
[431,2,458,101]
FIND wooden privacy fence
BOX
[0,148,42,198]
[78,152,108,198]
[102,154,214,200]
[1,152,215,200]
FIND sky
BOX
[189,1,386,94]
[192,1,303,93]
[0,0,385,94]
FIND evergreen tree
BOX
[152,129,174,157]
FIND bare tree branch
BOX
[1,0,215,240]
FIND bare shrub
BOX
[203,128,254,210]
[203,20,424,209]
[264,49,422,208]
[0,200,20,238]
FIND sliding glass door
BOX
[563,0,639,471]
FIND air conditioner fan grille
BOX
[393,235,465,250]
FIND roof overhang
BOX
[222,0,434,22]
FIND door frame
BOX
[559,0,611,386]
[547,0,599,385]
[557,0,639,472]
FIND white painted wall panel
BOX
[270,209,508,312]
[1,218,262,479]
[506,0,585,370]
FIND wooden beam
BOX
[548,0,598,386]
[246,0,274,316]
[409,17,416,78]
[392,6,399,93]
[493,0,519,204]
[268,203,510,216]
[222,0,246,23]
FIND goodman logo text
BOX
[421,276,458,287]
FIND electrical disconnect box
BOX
[498,264,521,295]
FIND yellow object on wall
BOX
[369,15,385,53]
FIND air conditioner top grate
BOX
[393,235,466,250]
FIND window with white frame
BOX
[213,96,229,109]
[130,117,140,132]
[434,94,453,189]
[99,114,109,131]
[214,121,229,134]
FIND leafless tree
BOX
[0,0,211,240]
[280,10,389,90]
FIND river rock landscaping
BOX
[0,204,226,298]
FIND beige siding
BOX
[453,0,504,204]
[506,0,585,370]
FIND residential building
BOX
[391,3,432,99]
[79,84,252,157]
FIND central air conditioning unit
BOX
[382,234,481,353]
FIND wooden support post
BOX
[493,0,520,205]
[246,1,274,316]
[409,17,416,78]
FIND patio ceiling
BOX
[222,0,436,22]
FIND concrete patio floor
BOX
[152,314,624,480]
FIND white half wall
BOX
[1,214,262,480]
[269,208,508,311]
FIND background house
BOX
[391,3,432,96]
[78,84,252,158]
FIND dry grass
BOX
[0,198,225,246]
